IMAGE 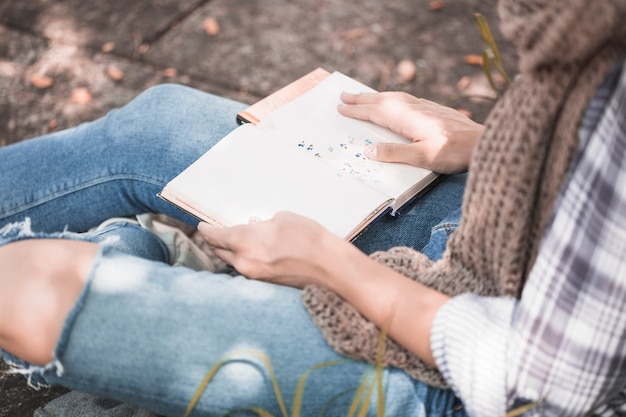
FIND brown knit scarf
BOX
[301,0,626,388]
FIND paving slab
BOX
[144,0,516,120]
[0,24,256,144]
[0,0,209,58]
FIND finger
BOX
[339,93,418,129]
[197,222,232,249]
[368,142,428,166]
[340,91,418,105]
[212,247,236,265]
[337,102,374,121]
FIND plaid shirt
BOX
[431,61,626,417]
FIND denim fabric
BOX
[353,175,466,256]
[0,84,247,232]
[0,85,466,416]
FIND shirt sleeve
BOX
[430,62,626,417]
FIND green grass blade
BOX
[291,360,347,417]
[474,14,500,63]
[183,357,230,417]
[222,408,277,417]
[375,330,386,417]
[248,407,279,417]
[183,349,289,417]
[504,402,540,417]
[346,372,373,417]
[315,388,359,417]
[238,349,289,417]
[357,375,376,417]
[474,12,511,86]
[482,50,500,96]
[502,392,549,417]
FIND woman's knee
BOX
[0,239,99,365]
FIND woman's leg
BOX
[0,84,246,232]
[1,82,466,254]
[353,173,467,255]
[0,239,98,366]
[0,228,464,417]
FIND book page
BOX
[160,124,393,239]
[256,72,436,205]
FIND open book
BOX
[159,70,438,240]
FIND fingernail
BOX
[364,144,377,158]
[197,222,209,232]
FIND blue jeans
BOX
[0,85,466,417]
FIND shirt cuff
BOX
[430,293,517,417]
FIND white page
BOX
[161,124,392,239]
[257,72,434,201]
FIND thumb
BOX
[365,142,424,166]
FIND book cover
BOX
[237,68,331,125]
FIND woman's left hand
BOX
[197,212,346,288]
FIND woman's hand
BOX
[199,212,450,366]
[338,91,484,174]
[197,212,348,289]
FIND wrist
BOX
[312,240,450,365]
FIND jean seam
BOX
[431,222,459,236]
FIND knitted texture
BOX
[302,0,626,388]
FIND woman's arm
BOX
[199,212,448,366]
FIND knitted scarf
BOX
[301,0,626,388]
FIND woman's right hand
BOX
[338,91,484,174]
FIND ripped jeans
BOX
[0,85,466,417]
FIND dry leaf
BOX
[71,87,92,104]
[101,42,115,53]
[396,59,417,83]
[456,75,471,91]
[162,67,178,78]
[30,74,54,89]
[456,108,472,119]
[48,119,58,130]
[464,54,484,66]
[137,44,150,55]
[203,17,220,36]
[106,65,124,81]
[341,27,369,40]
[428,0,444,11]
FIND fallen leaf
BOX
[428,0,444,11]
[396,59,417,83]
[456,75,471,90]
[48,119,58,130]
[464,54,484,66]
[30,74,54,89]
[137,44,150,55]
[162,67,178,78]
[493,73,506,85]
[101,41,115,53]
[106,65,124,81]
[203,17,220,36]
[341,27,369,40]
[71,87,92,104]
